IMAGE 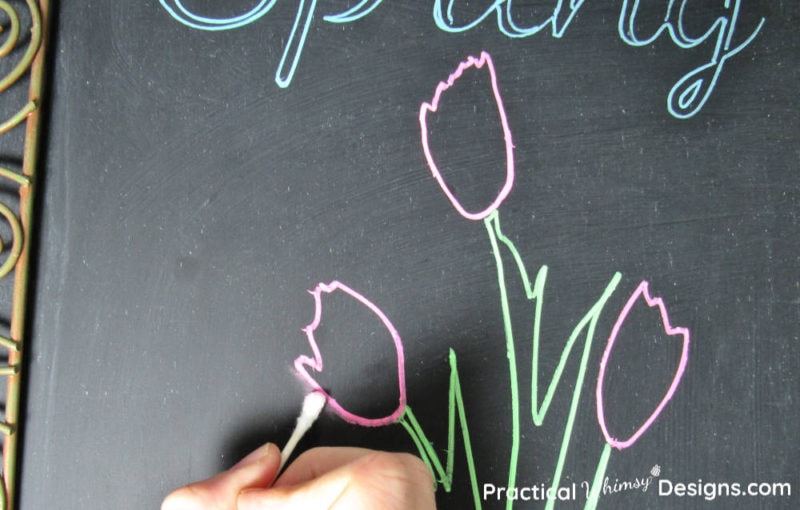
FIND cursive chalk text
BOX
[159,0,765,118]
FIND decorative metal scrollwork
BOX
[0,1,49,508]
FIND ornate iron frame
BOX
[0,1,49,508]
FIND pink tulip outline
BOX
[294,280,407,427]
[596,280,690,449]
[419,51,516,221]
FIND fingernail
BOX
[233,442,278,469]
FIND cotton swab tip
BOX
[279,391,327,470]
[299,390,326,424]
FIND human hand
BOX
[161,443,436,510]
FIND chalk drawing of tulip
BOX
[291,280,480,502]
[419,51,515,221]
[596,280,690,449]
[293,280,406,427]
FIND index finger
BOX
[273,447,375,487]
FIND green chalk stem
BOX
[486,211,621,510]
[398,348,482,509]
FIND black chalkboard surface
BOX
[20,1,798,509]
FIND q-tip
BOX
[279,390,327,471]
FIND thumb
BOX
[237,471,354,510]
[162,443,281,510]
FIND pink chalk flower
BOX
[419,51,515,221]
[294,281,407,427]
[596,281,690,449]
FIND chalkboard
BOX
[20,1,798,509]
